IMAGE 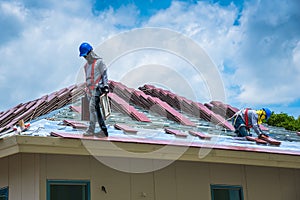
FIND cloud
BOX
[0,1,27,44]
[0,0,126,111]
[139,0,300,115]
[1,0,299,117]
[293,41,300,71]
[107,49,211,102]
[232,0,300,106]
[144,1,241,99]
[0,1,81,109]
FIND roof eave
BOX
[0,135,299,169]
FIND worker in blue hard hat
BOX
[79,42,109,137]
[232,107,272,138]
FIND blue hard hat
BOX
[262,108,272,119]
[79,42,93,57]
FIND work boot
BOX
[102,128,108,137]
[94,129,108,138]
[83,129,94,136]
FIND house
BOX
[0,81,299,200]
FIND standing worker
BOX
[79,42,109,137]
[232,108,272,138]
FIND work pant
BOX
[232,115,250,137]
[87,88,107,132]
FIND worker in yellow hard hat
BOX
[232,108,272,138]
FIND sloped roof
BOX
[0,80,300,168]
[0,84,85,133]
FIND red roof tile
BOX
[139,84,234,130]
[165,128,188,137]
[63,120,87,129]
[188,130,212,140]
[69,106,81,113]
[0,83,85,133]
[108,93,151,122]
[110,81,195,126]
[114,123,138,134]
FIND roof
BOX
[0,80,300,169]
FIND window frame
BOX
[46,180,90,200]
[211,184,244,200]
[0,186,9,200]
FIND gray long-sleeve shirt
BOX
[84,51,108,92]
[236,108,263,135]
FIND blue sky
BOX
[0,0,300,118]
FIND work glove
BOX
[101,86,109,94]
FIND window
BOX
[211,184,244,200]
[0,187,8,200]
[47,180,90,200]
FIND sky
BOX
[0,0,300,118]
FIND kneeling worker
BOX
[232,108,272,138]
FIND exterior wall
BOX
[0,153,299,200]
[0,154,39,200]
[0,157,8,189]
[41,154,300,200]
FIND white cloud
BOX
[1,1,27,20]
[0,0,136,111]
[231,0,300,108]
[144,1,241,101]
[1,0,299,117]
[293,41,300,71]
[140,0,300,115]
[108,49,211,102]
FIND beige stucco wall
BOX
[0,153,299,200]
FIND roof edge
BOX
[0,135,299,169]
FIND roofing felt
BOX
[0,80,300,158]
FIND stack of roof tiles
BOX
[139,84,235,131]
[109,81,196,126]
[209,101,239,118]
[0,80,246,134]
[108,92,151,122]
[0,84,85,133]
